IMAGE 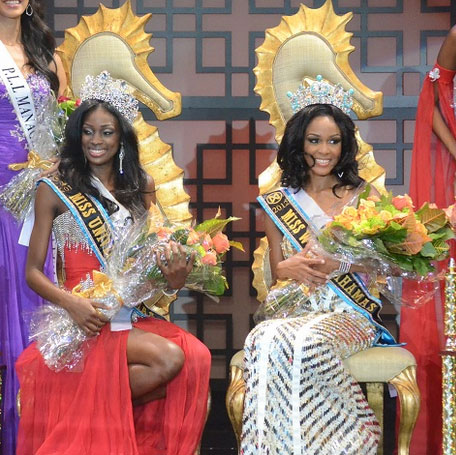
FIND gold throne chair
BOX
[57,0,191,319]
[225,3,420,454]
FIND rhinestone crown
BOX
[79,71,139,124]
[287,75,354,115]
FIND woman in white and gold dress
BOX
[241,98,396,454]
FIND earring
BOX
[25,3,33,16]
[119,144,125,175]
[337,171,344,179]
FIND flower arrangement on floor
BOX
[255,186,454,322]
[0,96,80,221]
[31,208,243,371]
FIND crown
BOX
[79,71,139,123]
[287,75,354,115]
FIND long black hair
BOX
[21,0,59,93]
[277,103,363,195]
[58,100,149,218]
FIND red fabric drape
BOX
[402,62,456,455]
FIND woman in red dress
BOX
[403,25,456,455]
[15,73,211,455]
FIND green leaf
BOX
[419,241,437,258]
[170,228,190,244]
[416,202,448,233]
[229,240,245,252]
[429,226,455,242]
[432,239,451,261]
[412,257,433,276]
[378,222,408,243]
[357,183,372,207]
[194,216,241,236]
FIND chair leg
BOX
[389,365,420,455]
[194,389,212,455]
[366,382,384,455]
[225,364,245,451]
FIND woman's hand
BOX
[39,157,60,178]
[276,243,329,288]
[64,294,109,337]
[156,241,196,291]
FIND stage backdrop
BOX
[46,0,456,390]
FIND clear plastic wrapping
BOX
[0,96,65,221]
[30,210,241,371]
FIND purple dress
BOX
[0,73,53,455]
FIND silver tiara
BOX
[79,71,139,124]
[287,75,354,115]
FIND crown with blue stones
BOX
[79,71,139,124]
[287,75,354,115]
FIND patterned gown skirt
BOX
[240,310,380,455]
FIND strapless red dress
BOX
[16,232,211,454]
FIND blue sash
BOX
[40,176,114,268]
[258,187,398,346]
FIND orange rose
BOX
[212,232,230,254]
[201,251,217,265]
[392,194,414,211]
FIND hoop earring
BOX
[337,171,344,179]
[25,3,33,16]
[119,144,125,175]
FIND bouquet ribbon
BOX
[8,150,53,171]
[71,270,124,306]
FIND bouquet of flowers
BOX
[31,208,243,371]
[255,186,454,322]
[318,187,454,276]
[0,96,80,222]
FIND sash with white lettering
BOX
[0,41,36,147]
[258,187,397,346]
[40,176,114,268]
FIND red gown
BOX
[402,62,456,455]
[15,211,211,455]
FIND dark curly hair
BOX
[21,0,59,93]
[58,100,149,219]
[277,103,363,196]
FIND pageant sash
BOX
[40,176,114,268]
[0,41,36,147]
[258,187,396,345]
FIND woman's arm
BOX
[51,53,67,97]
[437,26,456,71]
[431,27,456,157]
[26,183,108,336]
[143,174,156,210]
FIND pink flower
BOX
[201,234,213,252]
[212,232,230,254]
[57,95,71,103]
[201,251,217,265]
[392,194,414,211]
[444,203,456,227]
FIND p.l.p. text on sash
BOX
[41,176,114,267]
[0,41,36,147]
[258,188,396,345]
